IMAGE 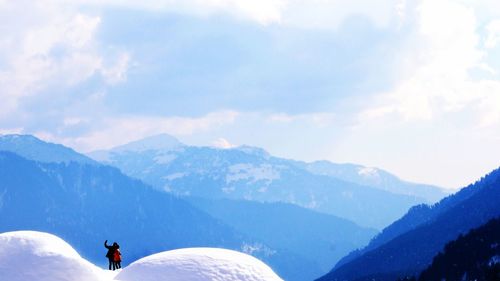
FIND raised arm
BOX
[104,240,111,249]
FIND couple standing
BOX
[104,240,122,270]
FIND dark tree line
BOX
[416,217,500,281]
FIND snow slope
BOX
[116,247,283,281]
[0,231,283,281]
[0,231,107,281]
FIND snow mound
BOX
[116,247,284,281]
[0,231,107,281]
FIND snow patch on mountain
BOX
[357,167,380,178]
[222,186,236,194]
[154,152,178,164]
[226,164,280,184]
[116,247,283,281]
[241,242,277,257]
[164,172,186,181]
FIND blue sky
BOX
[2,0,500,188]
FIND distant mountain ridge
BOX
[302,161,446,202]
[0,134,97,164]
[318,166,500,281]
[89,134,184,162]
[87,134,446,229]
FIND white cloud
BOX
[74,0,285,25]
[280,0,402,30]
[0,0,130,119]
[268,112,335,127]
[101,52,131,85]
[2,0,500,189]
[43,110,240,152]
[485,19,500,48]
[67,0,404,29]
[0,128,24,135]
[360,0,500,125]
[345,0,500,188]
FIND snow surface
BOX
[0,231,107,281]
[0,231,283,281]
[116,247,284,281]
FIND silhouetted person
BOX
[104,240,119,270]
[113,244,122,269]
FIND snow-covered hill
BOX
[116,247,283,281]
[0,231,283,281]
[0,231,107,281]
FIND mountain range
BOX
[88,134,447,229]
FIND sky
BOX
[2,0,500,189]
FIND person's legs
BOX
[112,261,116,271]
[117,262,121,269]
[108,259,113,270]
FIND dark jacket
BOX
[104,241,118,259]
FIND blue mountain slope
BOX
[0,151,320,281]
[186,197,377,273]
[317,166,500,281]
[418,217,500,281]
[88,135,437,229]
[333,172,486,269]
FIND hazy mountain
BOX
[302,161,447,202]
[186,197,377,273]
[88,134,441,229]
[418,217,500,281]
[318,166,500,281]
[0,151,320,281]
[0,134,96,164]
[89,134,184,162]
